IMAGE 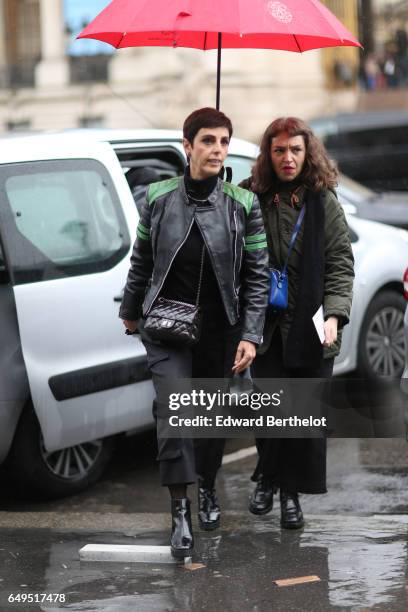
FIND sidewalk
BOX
[0,511,407,611]
[0,439,407,611]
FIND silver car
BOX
[0,131,259,499]
[332,217,407,378]
[337,174,408,231]
[401,268,408,394]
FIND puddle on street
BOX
[1,520,407,611]
[301,528,408,608]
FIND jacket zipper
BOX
[233,206,239,300]
[151,199,161,262]
[145,214,196,314]
[232,207,241,317]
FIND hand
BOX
[232,340,257,374]
[323,316,338,347]
[123,319,138,334]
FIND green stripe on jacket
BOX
[245,233,266,244]
[222,183,254,215]
[137,228,150,241]
[244,241,268,252]
[138,222,150,236]
[147,177,181,205]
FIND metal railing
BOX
[69,55,110,84]
[0,58,39,88]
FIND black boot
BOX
[170,498,194,558]
[249,477,276,515]
[198,482,220,531]
[280,490,304,529]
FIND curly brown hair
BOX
[251,117,338,193]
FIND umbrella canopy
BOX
[78,0,361,108]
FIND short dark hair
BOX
[183,107,233,143]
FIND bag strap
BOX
[225,166,233,183]
[281,205,306,275]
[195,245,206,307]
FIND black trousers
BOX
[140,310,240,487]
[252,331,334,494]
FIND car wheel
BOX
[358,290,406,379]
[6,405,115,499]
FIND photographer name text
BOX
[168,415,327,428]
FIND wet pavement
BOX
[1,438,408,611]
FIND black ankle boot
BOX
[170,498,194,558]
[280,490,304,529]
[249,478,276,515]
[198,483,220,531]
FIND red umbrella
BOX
[78,0,361,109]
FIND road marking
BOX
[222,445,256,465]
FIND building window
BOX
[69,54,110,84]
[78,116,105,128]
[4,0,41,87]
[6,120,32,132]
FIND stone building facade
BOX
[0,0,360,140]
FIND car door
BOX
[0,138,154,452]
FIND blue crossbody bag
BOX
[269,205,306,310]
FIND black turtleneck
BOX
[184,165,219,201]
[160,167,225,316]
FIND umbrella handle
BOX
[216,32,222,110]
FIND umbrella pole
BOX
[216,32,222,110]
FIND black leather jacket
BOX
[119,176,269,344]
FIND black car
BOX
[310,111,408,192]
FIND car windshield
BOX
[338,174,377,204]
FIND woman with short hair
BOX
[120,107,269,557]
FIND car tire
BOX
[357,290,406,379]
[6,405,115,500]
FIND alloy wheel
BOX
[365,306,405,377]
[40,439,103,480]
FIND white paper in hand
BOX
[312,305,325,344]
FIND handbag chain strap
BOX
[195,245,206,307]
[281,205,306,275]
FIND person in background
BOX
[126,166,160,213]
[363,53,380,90]
[120,107,269,558]
[240,117,354,530]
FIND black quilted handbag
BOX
[144,246,205,346]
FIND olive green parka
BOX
[239,179,354,359]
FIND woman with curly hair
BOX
[240,117,354,529]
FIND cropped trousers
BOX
[140,310,241,487]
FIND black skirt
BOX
[251,330,333,494]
